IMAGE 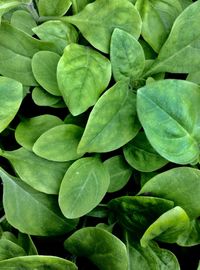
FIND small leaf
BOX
[17,233,38,255]
[0,239,26,261]
[0,1,21,24]
[32,87,61,107]
[59,157,110,218]
[38,0,71,16]
[64,227,128,270]
[57,43,111,116]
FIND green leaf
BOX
[1,147,71,194]
[187,71,200,85]
[108,196,174,236]
[17,233,38,255]
[57,43,111,116]
[32,20,78,54]
[139,167,200,219]
[123,132,168,172]
[32,51,61,96]
[72,0,94,13]
[0,239,26,261]
[64,227,128,270]
[0,77,23,133]
[78,80,141,154]
[15,114,63,150]
[32,87,61,107]
[38,0,71,16]
[125,233,180,270]
[1,168,78,236]
[0,1,21,23]
[137,79,200,164]
[0,256,77,270]
[135,0,183,52]
[59,157,110,218]
[63,0,142,53]
[104,155,132,193]
[140,207,190,247]
[33,124,84,162]
[145,1,200,75]
[10,10,37,35]
[110,28,145,82]
[177,219,200,247]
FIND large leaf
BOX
[135,0,183,52]
[0,239,26,261]
[1,147,70,194]
[0,168,77,236]
[57,43,111,116]
[123,132,168,172]
[140,207,190,247]
[137,79,200,164]
[33,124,84,162]
[78,80,141,154]
[110,28,145,82]
[139,167,200,219]
[0,77,23,133]
[64,227,128,270]
[145,1,200,75]
[38,0,71,16]
[59,157,110,218]
[0,256,77,270]
[32,51,61,96]
[15,114,63,150]
[63,0,142,53]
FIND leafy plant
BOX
[0,0,200,269]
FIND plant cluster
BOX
[0,0,200,269]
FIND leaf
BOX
[139,167,200,219]
[135,0,183,52]
[0,1,21,23]
[0,239,26,261]
[0,256,77,270]
[72,0,94,13]
[123,132,168,172]
[145,1,200,75]
[38,0,71,16]
[137,79,200,164]
[104,155,132,193]
[32,51,61,96]
[15,114,63,150]
[108,196,174,236]
[1,147,71,194]
[1,168,78,236]
[32,20,78,54]
[33,124,84,162]
[125,233,180,270]
[57,43,111,116]
[187,71,200,85]
[64,227,128,270]
[78,80,141,154]
[177,219,200,247]
[140,207,190,247]
[32,87,61,107]
[0,77,23,133]
[59,157,110,218]
[110,28,145,82]
[10,10,37,35]
[63,0,142,53]
[17,233,38,255]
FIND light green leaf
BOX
[0,256,77,270]
[0,1,21,23]
[38,0,71,16]
[135,0,183,52]
[187,71,200,85]
[110,28,145,82]
[140,207,190,247]
[123,132,168,172]
[33,124,84,162]
[15,114,63,150]
[57,43,111,116]
[63,0,142,53]
[177,219,200,247]
[32,87,61,107]
[0,239,26,261]
[1,147,71,194]
[78,80,141,154]
[139,167,200,219]
[32,20,78,54]
[59,157,110,218]
[32,51,61,96]
[104,155,132,193]
[64,227,128,270]
[10,10,37,35]
[145,1,200,75]
[0,168,78,236]
[137,79,200,164]
[0,77,23,133]
[72,0,93,13]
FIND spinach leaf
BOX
[38,0,71,17]
[177,219,200,247]
[32,87,61,107]
[0,1,21,23]
[10,10,36,35]
[0,239,26,261]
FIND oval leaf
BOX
[32,87,61,107]
[59,157,110,219]
[64,227,128,270]
[57,43,111,116]
[0,239,26,261]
